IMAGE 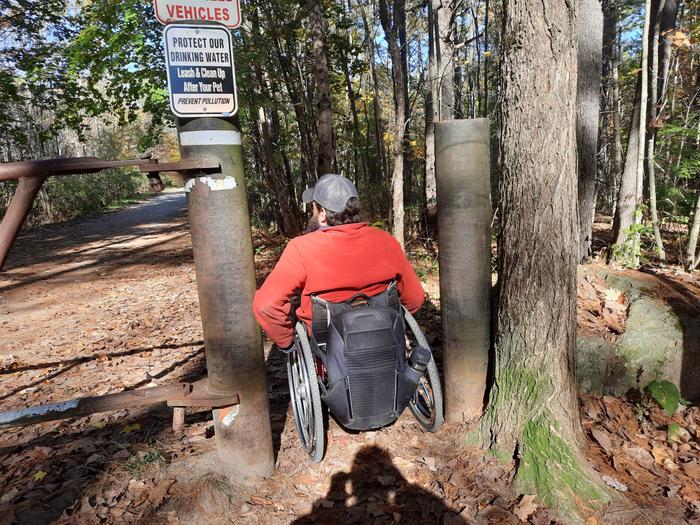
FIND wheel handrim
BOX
[287,347,315,451]
[410,374,436,427]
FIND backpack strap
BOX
[311,296,331,345]
[310,281,400,345]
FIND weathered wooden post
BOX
[435,118,492,422]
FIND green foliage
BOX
[611,220,654,268]
[667,422,682,443]
[645,380,681,416]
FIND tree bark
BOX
[647,0,668,261]
[433,0,455,120]
[479,0,613,517]
[611,11,624,214]
[687,188,700,271]
[379,0,407,249]
[577,0,604,262]
[307,0,335,177]
[629,0,652,268]
[425,0,438,220]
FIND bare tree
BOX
[307,0,335,177]
[379,0,408,249]
[577,0,604,261]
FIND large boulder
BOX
[577,266,698,402]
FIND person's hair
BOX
[317,197,364,226]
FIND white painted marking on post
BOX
[221,405,239,427]
[179,130,242,146]
[184,176,238,193]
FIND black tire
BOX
[286,322,326,463]
[403,309,444,432]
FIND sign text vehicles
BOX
[154,0,241,29]
[164,24,238,118]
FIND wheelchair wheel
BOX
[286,322,326,463]
[404,309,444,433]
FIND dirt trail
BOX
[1,196,698,524]
[0,193,522,525]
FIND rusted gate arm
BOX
[0,156,220,271]
[0,157,220,182]
[0,379,239,431]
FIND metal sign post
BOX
[160,13,275,477]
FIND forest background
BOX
[0,0,699,267]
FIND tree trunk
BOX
[425,0,438,221]
[687,188,700,271]
[483,0,490,118]
[307,0,335,177]
[611,74,642,256]
[577,0,604,262]
[433,0,455,120]
[611,14,624,214]
[379,0,407,249]
[479,0,613,518]
[629,0,652,268]
[362,4,390,217]
[647,0,668,261]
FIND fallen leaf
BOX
[681,484,700,503]
[624,446,654,469]
[148,478,175,508]
[590,428,614,454]
[513,494,538,522]
[250,495,274,507]
[652,446,670,464]
[121,423,141,434]
[601,475,628,492]
[681,460,700,479]
[33,470,47,481]
[422,456,437,471]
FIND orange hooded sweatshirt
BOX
[253,223,425,348]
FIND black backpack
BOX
[310,283,432,430]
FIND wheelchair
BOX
[286,286,444,463]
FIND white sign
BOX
[164,24,238,118]
[154,0,241,28]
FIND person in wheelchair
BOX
[253,174,442,461]
[253,173,425,352]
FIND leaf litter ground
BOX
[0,192,698,524]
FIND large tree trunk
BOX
[479,0,613,518]
[379,0,407,249]
[307,0,335,177]
[577,0,604,262]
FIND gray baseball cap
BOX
[302,174,359,213]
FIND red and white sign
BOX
[154,0,241,29]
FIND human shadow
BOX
[292,446,467,525]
